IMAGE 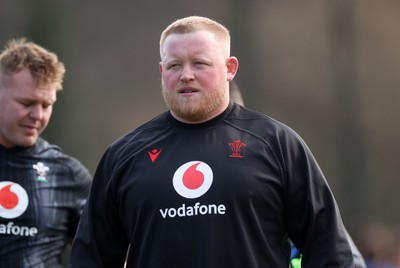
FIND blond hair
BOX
[0,38,65,90]
[160,16,231,58]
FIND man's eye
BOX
[20,101,32,107]
[195,61,209,67]
[168,63,180,69]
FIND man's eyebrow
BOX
[16,96,56,105]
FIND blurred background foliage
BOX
[1,0,399,260]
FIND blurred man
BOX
[0,38,92,267]
[229,80,244,106]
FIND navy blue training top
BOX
[0,138,92,267]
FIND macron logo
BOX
[148,148,162,163]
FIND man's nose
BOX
[180,65,195,81]
[29,104,43,120]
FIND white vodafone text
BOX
[160,202,226,218]
[0,221,38,236]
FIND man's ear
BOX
[226,56,239,81]
[159,62,163,74]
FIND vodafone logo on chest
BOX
[0,181,38,237]
[173,161,213,199]
[0,181,29,219]
[159,161,226,219]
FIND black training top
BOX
[0,138,92,268]
[70,102,354,268]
